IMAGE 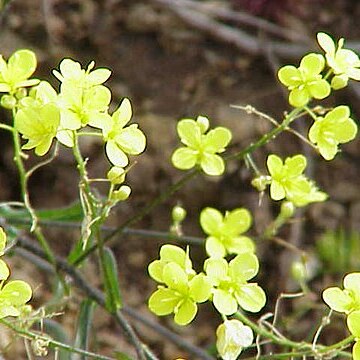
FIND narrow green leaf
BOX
[103,247,123,313]
[71,299,95,360]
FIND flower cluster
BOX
[0,50,147,203]
[0,227,32,318]
[265,154,327,207]
[148,245,211,325]
[278,53,331,107]
[317,32,360,90]
[148,245,266,326]
[323,273,360,360]
[278,32,360,107]
[171,115,232,176]
[277,33,359,162]
[308,105,357,160]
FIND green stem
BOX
[235,311,354,358]
[73,168,199,265]
[227,107,303,161]
[11,109,56,266]
[73,107,305,264]
[0,319,116,360]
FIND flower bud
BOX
[112,185,131,201]
[172,205,187,223]
[291,261,307,283]
[216,319,253,360]
[331,74,348,90]
[107,166,126,185]
[15,87,27,100]
[0,95,16,109]
[280,201,295,219]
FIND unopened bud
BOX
[0,95,16,109]
[172,205,187,223]
[107,166,126,184]
[280,201,295,219]
[112,185,131,201]
[291,261,307,283]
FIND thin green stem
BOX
[304,105,318,121]
[226,107,303,161]
[73,168,199,265]
[0,319,116,360]
[73,108,304,264]
[11,109,56,266]
[235,311,354,358]
[0,122,15,132]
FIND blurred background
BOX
[1,0,360,358]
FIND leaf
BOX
[72,299,95,360]
[103,247,123,312]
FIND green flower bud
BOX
[291,261,307,283]
[107,166,126,185]
[15,87,27,100]
[112,185,131,201]
[280,201,295,219]
[172,205,187,223]
[0,95,16,109]
[331,74,348,90]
